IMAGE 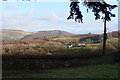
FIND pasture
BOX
[3,63,119,78]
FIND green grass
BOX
[64,47,83,50]
[87,43,101,46]
[51,37,79,40]
[40,64,118,78]
[3,63,119,78]
[107,38,118,42]
[82,43,101,50]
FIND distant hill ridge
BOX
[1,29,119,41]
[72,31,119,38]
[0,29,34,41]
[21,30,74,40]
[107,31,120,38]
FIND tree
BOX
[67,0,117,55]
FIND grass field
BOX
[3,63,119,78]
[2,51,119,78]
[107,38,118,42]
[37,63,119,78]
[51,37,79,40]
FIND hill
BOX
[75,31,119,43]
[71,34,99,38]
[21,30,74,40]
[1,29,119,42]
[0,29,33,41]
[107,31,120,38]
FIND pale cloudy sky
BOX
[0,1,118,34]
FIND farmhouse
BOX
[65,44,73,48]
[78,43,85,46]
[74,43,86,47]
[65,43,86,48]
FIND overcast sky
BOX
[0,1,118,34]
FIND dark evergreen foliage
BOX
[67,0,117,22]
[83,2,117,21]
[67,2,83,23]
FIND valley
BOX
[1,29,119,78]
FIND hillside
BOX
[0,29,33,41]
[1,29,119,42]
[71,31,120,38]
[21,30,74,40]
[107,31,120,38]
[71,34,99,38]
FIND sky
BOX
[0,1,118,34]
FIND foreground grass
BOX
[3,63,119,78]
[33,63,119,78]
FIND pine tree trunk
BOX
[103,15,107,56]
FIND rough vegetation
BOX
[2,36,118,56]
[1,30,119,78]
[2,39,64,55]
